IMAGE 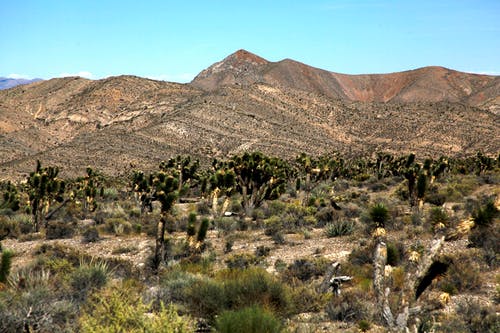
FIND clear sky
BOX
[1,0,499,82]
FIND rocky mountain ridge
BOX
[0,50,498,179]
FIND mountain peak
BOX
[225,49,269,65]
[191,50,269,90]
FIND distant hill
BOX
[0,77,43,90]
[0,51,498,179]
[192,50,500,114]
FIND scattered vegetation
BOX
[0,151,498,331]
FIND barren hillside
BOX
[0,50,498,179]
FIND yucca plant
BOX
[325,220,355,237]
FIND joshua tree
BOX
[0,181,20,212]
[400,154,448,209]
[74,167,102,216]
[160,155,200,197]
[226,152,292,216]
[373,235,446,332]
[26,160,68,231]
[204,160,237,217]
[131,157,199,270]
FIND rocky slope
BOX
[0,50,498,179]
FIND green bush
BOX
[282,258,328,283]
[324,219,355,237]
[468,222,500,267]
[0,249,13,284]
[472,200,498,227]
[325,288,372,322]
[104,217,132,235]
[70,258,109,301]
[79,284,193,333]
[386,242,404,266]
[437,253,482,293]
[315,206,337,227]
[0,286,78,332]
[225,253,259,270]
[0,216,20,238]
[82,226,100,243]
[436,297,500,333]
[186,267,293,321]
[215,305,283,333]
[428,207,449,227]
[46,221,76,239]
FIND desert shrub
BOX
[157,268,199,304]
[271,231,286,244]
[348,241,376,266]
[391,266,406,291]
[365,178,387,192]
[70,258,109,301]
[111,245,138,255]
[0,249,13,284]
[324,219,355,237]
[255,245,271,258]
[425,186,446,206]
[325,288,372,322]
[472,199,498,227]
[468,222,500,267]
[386,242,404,266]
[315,206,337,227]
[215,216,239,234]
[441,175,479,202]
[0,288,78,332]
[436,297,500,333]
[34,243,82,266]
[358,319,372,332]
[79,283,193,333]
[196,199,211,215]
[101,187,119,200]
[437,253,482,294]
[0,216,20,238]
[186,267,293,321]
[428,207,449,227]
[282,258,328,283]
[225,253,259,270]
[215,305,283,333]
[82,226,100,243]
[281,203,315,231]
[264,215,282,236]
[104,217,132,235]
[344,203,362,218]
[266,200,287,217]
[46,221,75,239]
[11,214,34,234]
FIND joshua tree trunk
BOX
[373,236,445,332]
[154,214,168,271]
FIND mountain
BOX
[192,50,500,114]
[0,51,498,179]
[0,77,43,90]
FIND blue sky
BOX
[1,0,499,82]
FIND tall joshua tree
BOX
[204,159,237,217]
[228,152,292,216]
[132,157,199,271]
[26,160,67,232]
